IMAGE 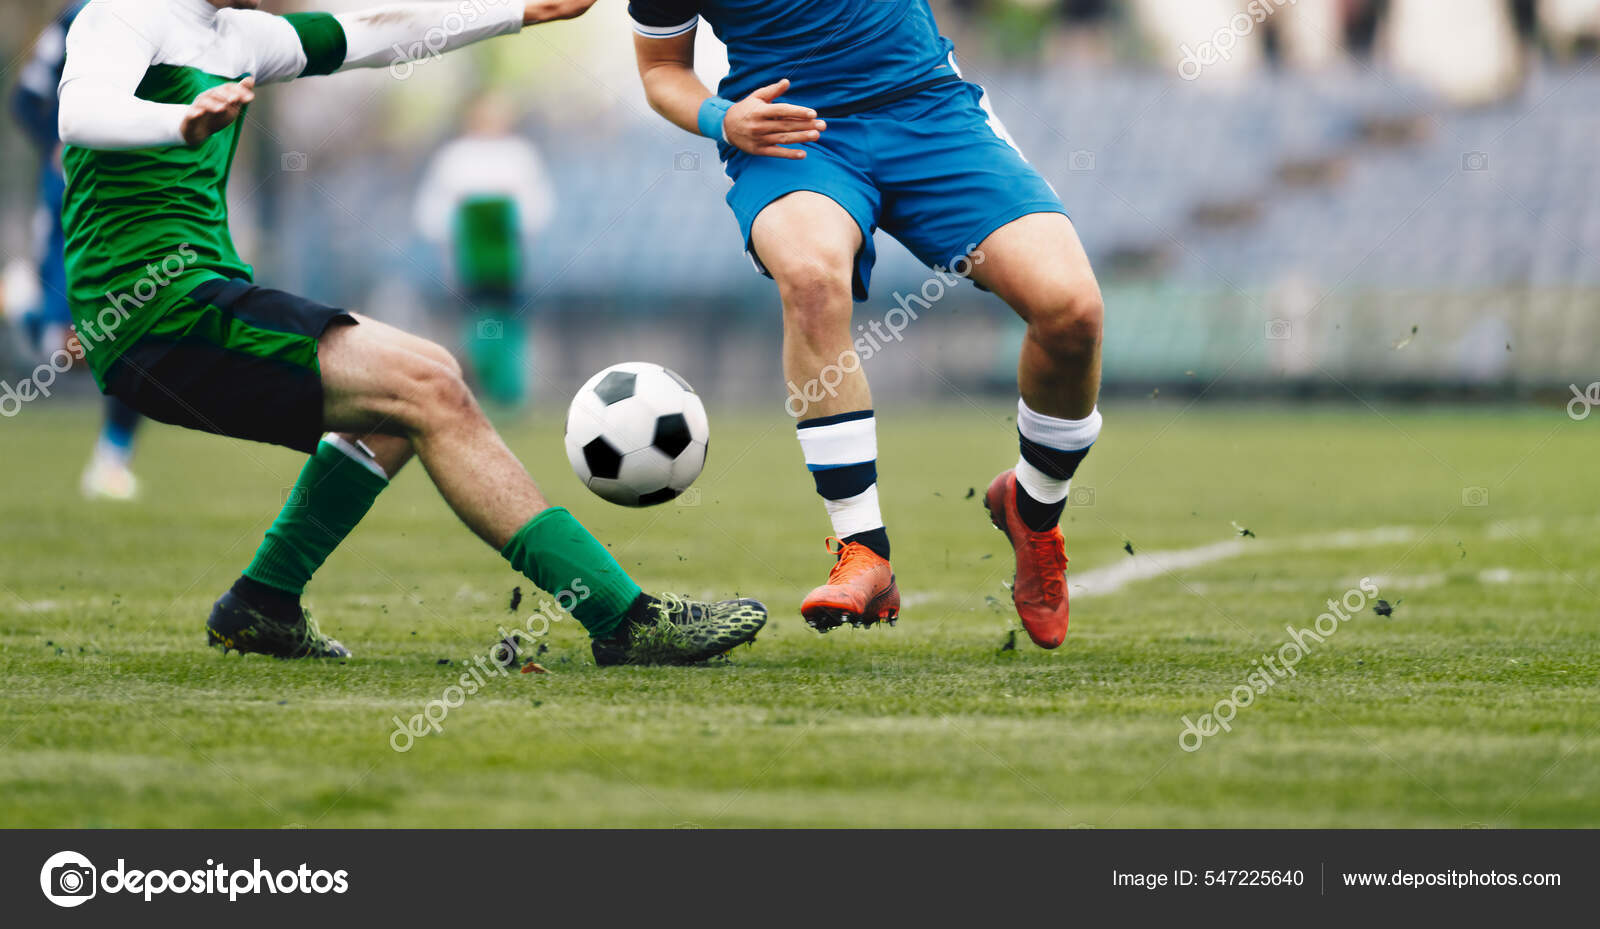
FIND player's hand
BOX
[524,0,599,24]
[180,77,255,147]
[723,79,826,160]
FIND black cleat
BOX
[592,593,767,667]
[207,590,351,659]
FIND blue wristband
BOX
[696,96,734,142]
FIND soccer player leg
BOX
[748,188,899,630]
[967,217,1102,648]
[317,316,764,665]
[880,87,1102,646]
[102,282,409,658]
[80,396,143,502]
[972,213,1104,528]
[97,280,409,657]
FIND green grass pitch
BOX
[1,403,1595,827]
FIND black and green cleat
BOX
[592,593,767,667]
[206,590,351,659]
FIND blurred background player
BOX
[414,92,555,408]
[11,0,144,501]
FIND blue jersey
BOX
[628,0,958,113]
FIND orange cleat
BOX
[801,537,901,632]
[983,469,1070,648]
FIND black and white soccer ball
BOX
[565,362,709,507]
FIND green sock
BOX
[243,436,389,595]
[501,507,643,639]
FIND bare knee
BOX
[344,314,464,378]
[410,337,464,379]
[1023,281,1104,361]
[394,355,477,433]
[771,250,855,349]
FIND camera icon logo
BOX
[1461,152,1489,172]
[40,850,96,907]
[1069,486,1096,507]
[1461,486,1490,507]
[282,152,309,172]
[1265,318,1293,341]
[1068,150,1096,172]
[674,152,701,172]
[477,319,505,341]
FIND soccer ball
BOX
[565,362,709,507]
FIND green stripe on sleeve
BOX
[283,12,347,77]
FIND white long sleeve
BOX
[56,0,527,152]
[57,1,187,150]
[336,1,524,72]
[59,81,188,150]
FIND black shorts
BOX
[104,279,354,454]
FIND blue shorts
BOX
[721,78,1066,302]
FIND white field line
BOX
[900,525,1431,610]
[1072,526,1421,599]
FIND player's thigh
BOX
[360,314,462,375]
[728,138,879,301]
[875,84,1089,315]
[318,314,467,437]
[104,280,348,454]
[967,212,1102,326]
[750,191,865,288]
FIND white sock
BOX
[1015,458,1070,505]
[92,437,131,469]
[1015,400,1102,502]
[797,413,883,539]
[823,486,884,538]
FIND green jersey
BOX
[57,0,525,386]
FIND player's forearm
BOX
[333,0,596,72]
[57,80,186,150]
[335,1,526,71]
[640,61,715,137]
[524,0,601,25]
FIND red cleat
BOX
[801,538,901,632]
[983,469,1069,648]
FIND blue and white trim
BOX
[632,15,699,39]
[797,411,878,471]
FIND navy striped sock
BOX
[798,410,890,560]
[1013,402,1103,533]
[1016,435,1090,531]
